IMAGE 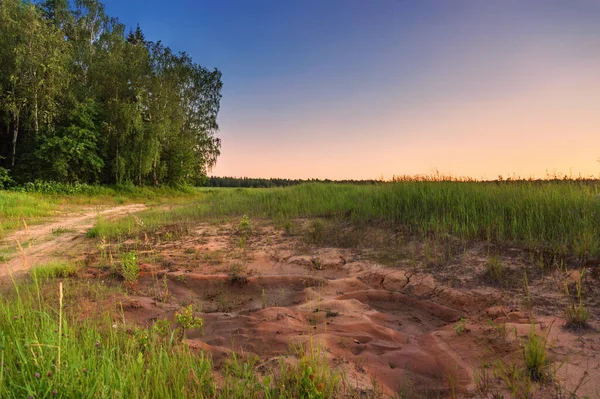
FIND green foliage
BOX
[0,190,58,239]
[454,318,467,335]
[192,182,600,258]
[0,166,12,189]
[174,305,203,331]
[564,270,589,329]
[522,324,550,381]
[120,251,139,285]
[31,261,80,279]
[221,346,341,398]
[0,278,345,398]
[237,214,252,235]
[0,281,216,398]
[202,176,383,188]
[36,100,104,183]
[0,0,222,186]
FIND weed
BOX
[485,256,504,282]
[495,359,533,398]
[237,214,252,235]
[474,366,493,395]
[454,317,467,335]
[522,323,550,381]
[307,219,326,244]
[0,280,216,398]
[283,219,298,235]
[120,251,139,286]
[160,275,170,301]
[564,270,589,329]
[229,263,248,286]
[523,271,532,310]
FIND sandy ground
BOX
[110,221,600,398]
[1,204,146,277]
[3,212,600,398]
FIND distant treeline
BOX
[200,176,382,188]
[0,0,222,188]
[201,174,600,188]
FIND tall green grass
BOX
[90,182,600,258]
[223,182,600,257]
[0,281,215,398]
[0,192,58,238]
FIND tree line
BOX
[0,0,222,187]
[201,176,383,188]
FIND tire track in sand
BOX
[1,204,146,277]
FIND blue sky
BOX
[101,0,600,179]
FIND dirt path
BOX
[1,204,146,277]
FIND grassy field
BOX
[3,180,600,398]
[89,181,600,259]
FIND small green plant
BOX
[120,251,139,286]
[564,270,589,329]
[160,274,170,302]
[152,318,173,343]
[283,219,298,235]
[229,263,248,285]
[523,271,532,309]
[485,256,504,282]
[237,214,252,236]
[307,219,326,244]
[522,323,550,381]
[236,215,252,249]
[174,304,203,341]
[176,274,187,283]
[494,359,533,398]
[454,317,467,335]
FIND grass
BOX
[0,277,347,398]
[485,256,504,282]
[87,182,600,259]
[31,261,81,279]
[564,270,589,329]
[0,191,58,238]
[522,323,550,382]
[0,280,215,398]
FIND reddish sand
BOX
[4,214,600,398]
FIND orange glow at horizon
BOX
[213,75,600,180]
[210,2,600,181]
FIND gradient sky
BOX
[102,0,600,180]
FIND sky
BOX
[101,0,600,180]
